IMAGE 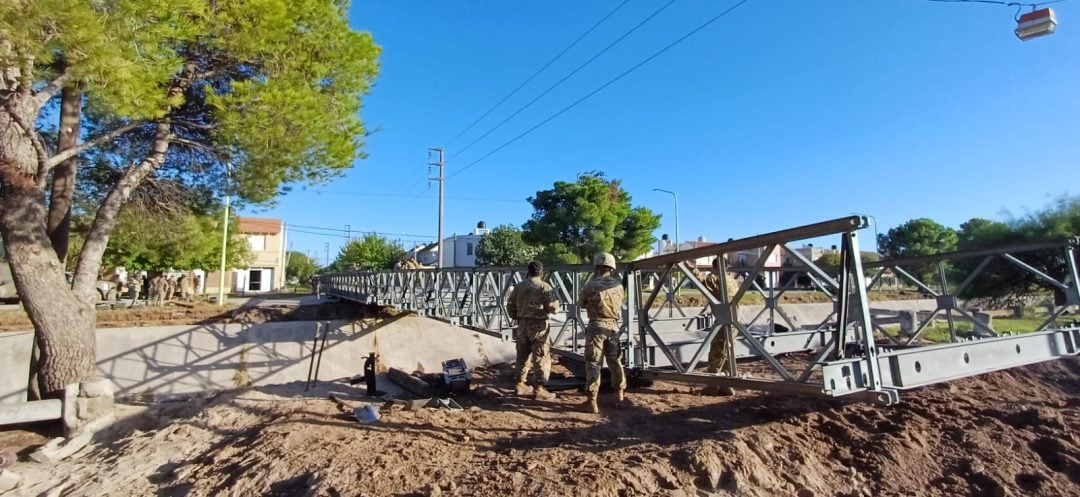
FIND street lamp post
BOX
[653,189,679,253]
[217,164,231,307]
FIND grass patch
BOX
[882,316,1065,344]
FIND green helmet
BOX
[593,252,617,269]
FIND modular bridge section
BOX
[318,216,1080,404]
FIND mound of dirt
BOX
[0,300,399,331]
[2,358,1077,496]
[228,302,400,325]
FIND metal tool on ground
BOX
[304,321,330,391]
[353,404,380,423]
[364,352,378,396]
[442,358,470,394]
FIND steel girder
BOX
[319,217,1080,404]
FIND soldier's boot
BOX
[515,383,533,397]
[533,387,556,401]
[579,394,599,414]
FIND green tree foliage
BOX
[813,251,880,278]
[475,225,537,266]
[0,0,380,395]
[957,218,1012,249]
[96,208,252,272]
[286,251,319,282]
[878,218,959,285]
[955,196,1080,305]
[522,172,661,264]
[332,234,404,271]
[878,218,959,258]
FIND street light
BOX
[653,189,679,253]
[217,163,232,307]
[851,212,880,254]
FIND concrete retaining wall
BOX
[0,316,516,404]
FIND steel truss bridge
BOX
[318,216,1080,405]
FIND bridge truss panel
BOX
[319,217,1080,405]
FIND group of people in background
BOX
[125,271,200,305]
[506,252,737,414]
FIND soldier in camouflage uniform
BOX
[128,271,144,302]
[689,257,741,396]
[577,252,626,414]
[506,261,560,400]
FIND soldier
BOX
[128,271,144,302]
[148,274,163,306]
[506,261,561,400]
[688,257,741,396]
[178,273,195,301]
[164,276,176,303]
[577,252,626,414]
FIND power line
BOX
[314,190,526,203]
[288,224,434,239]
[451,0,753,179]
[444,0,631,147]
[917,0,1067,6]
[449,0,677,161]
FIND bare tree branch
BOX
[31,70,72,111]
[169,136,217,154]
[72,123,173,297]
[45,121,145,169]
[165,118,216,130]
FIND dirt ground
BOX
[0,299,385,332]
[1,357,1077,497]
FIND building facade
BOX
[205,217,286,295]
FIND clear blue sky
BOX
[247,0,1079,265]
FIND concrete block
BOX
[79,378,113,398]
[898,311,918,336]
[30,413,114,463]
[0,469,22,493]
[0,399,62,426]
[77,396,114,421]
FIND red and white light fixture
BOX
[1015,7,1057,41]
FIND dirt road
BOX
[2,357,1077,497]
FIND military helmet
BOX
[593,252,617,269]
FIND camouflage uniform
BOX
[690,262,741,374]
[506,276,560,389]
[178,274,194,301]
[578,274,626,398]
[128,272,144,302]
[150,275,167,306]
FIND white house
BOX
[406,221,491,268]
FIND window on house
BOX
[249,235,266,251]
[467,242,474,256]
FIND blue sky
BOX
[248,0,1079,265]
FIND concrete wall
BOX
[0,316,516,404]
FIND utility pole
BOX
[428,147,445,268]
[217,163,232,307]
[325,242,330,267]
[345,224,351,242]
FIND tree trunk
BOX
[47,84,83,264]
[0,100,96,399]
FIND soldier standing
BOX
[128,271,144,302]
[506,261,561,400]
[178,273,195,301]
[577,252,626,414]
[689,257,741,396]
